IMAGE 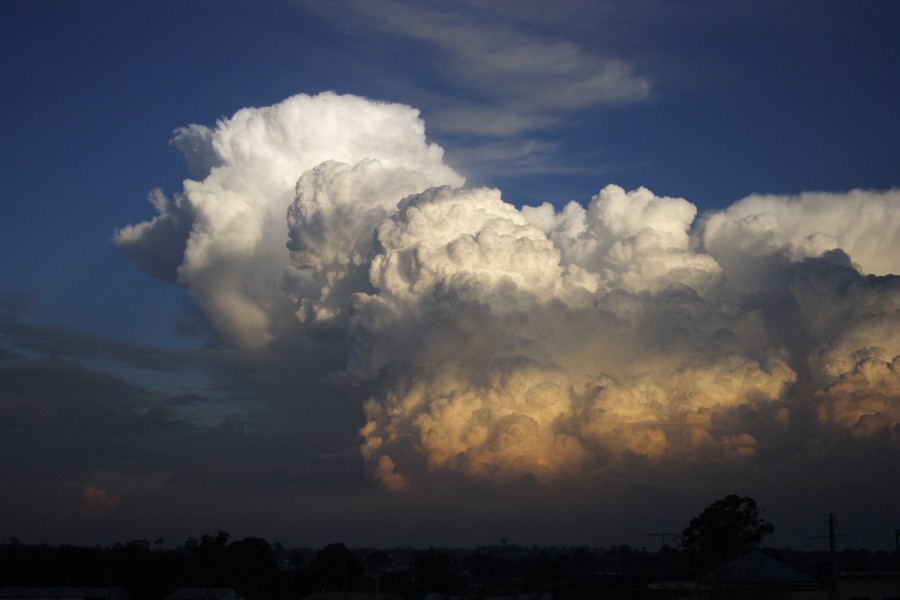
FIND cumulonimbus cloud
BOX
[115,92,463,348]
[117,92,900,492]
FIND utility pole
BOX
[894,529,900,570]
[809,513,850,600]
[829,513,840,600]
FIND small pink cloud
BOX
[80,484,122,514]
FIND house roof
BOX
[701,550,817,584]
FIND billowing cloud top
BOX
[117,92,900,493]
[115,92,464,347]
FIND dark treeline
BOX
[1,534,898,600]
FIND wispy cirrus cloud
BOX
[299,0,649,139]
[294,0,651,180]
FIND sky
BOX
[1,0,899,551]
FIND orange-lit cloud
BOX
[817,355,900,444]
[80,484,121,514]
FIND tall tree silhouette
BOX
[303,543,363,593]
[681,494,774,572]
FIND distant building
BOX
[651,550,827,600]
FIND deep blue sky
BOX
[1,1,898,549]
[2,0,897,341]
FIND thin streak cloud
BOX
[299,0,650,138]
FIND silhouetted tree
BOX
[200,530,231,550]
[522,550,556,591]
[303,543,363,593]
[288,549,305,570]
[223,537,282,600]
[414,548,464,593]
[681,494,774,572]
[366,549,391,572]
[182,530,232,587]
[570,546,595,571]
[110,540,175,600]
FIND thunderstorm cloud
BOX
[116,92,900,492]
